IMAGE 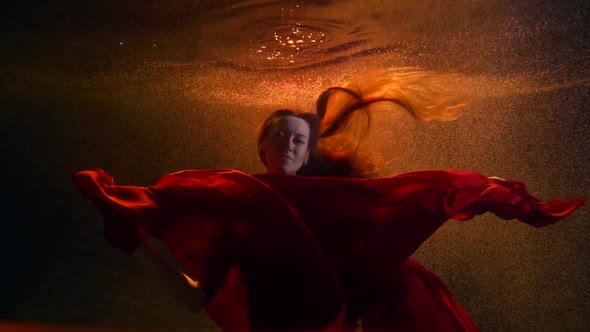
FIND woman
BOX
[74,69,584,331]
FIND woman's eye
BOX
[295,139,305,144]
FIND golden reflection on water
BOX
[257,27,325,63]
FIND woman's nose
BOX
[279,136,293,151]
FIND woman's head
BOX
[257,110,320,175]
[257,68,468,177]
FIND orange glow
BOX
[0,321,131,332]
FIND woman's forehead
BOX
[273,116,310,135]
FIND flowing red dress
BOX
[73,169,584,332]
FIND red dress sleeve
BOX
[73,168,584,332]
[73,169,346,331]
[253,169,584,267]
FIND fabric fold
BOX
[73,168,584,331]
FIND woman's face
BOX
[261,115,311,175]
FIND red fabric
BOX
[73,169,584,332]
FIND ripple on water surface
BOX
[193,0,385,71]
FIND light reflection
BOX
[247,1,330,65]
[255,25,326,64]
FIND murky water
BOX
[1,0,588,331]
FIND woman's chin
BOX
[266,162,298,175]
[266,167,294,175]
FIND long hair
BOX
[260,68,469,178]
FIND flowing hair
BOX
[259,68,469,178]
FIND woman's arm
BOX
[133,239,207,312]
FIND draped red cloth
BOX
[73,169,584,332]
